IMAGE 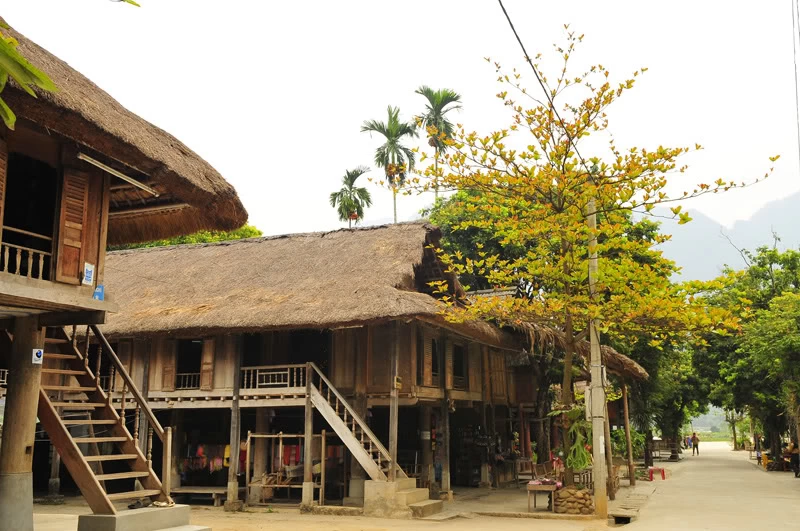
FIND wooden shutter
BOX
[423,333,432,386]
[162,339,176,391]
[0,138,7,230]
[55,168,89,284]
[469,345,481,392]
[200,338,215,391]
[445,341,453,390]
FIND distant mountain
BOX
[657,192,800,281]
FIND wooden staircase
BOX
[36,325,172,515]
[307,363,407,481]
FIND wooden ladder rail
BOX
[89,325,172,497]
[307,362,407,480]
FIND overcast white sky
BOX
[4,1,798,235]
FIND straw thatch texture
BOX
[100,222,516,348]
[0,18,247,244]
[514,322,648,381]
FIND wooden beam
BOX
[37,310,106,327]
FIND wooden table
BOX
[527,483,557,512]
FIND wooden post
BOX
[622,383,636,486]
[0,316,44,531]
[420,405,433,486]
[320,430,327,506]
[245,431,251,506]
[162,426,172,498]
[302,363,314,506]
[441,393,451,496]
[388,321,400,482]
[604,402,615,500]
[224,337,243,512]
[250,408,270,504]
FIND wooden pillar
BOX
[440,393,451,495]
[169,410,184,489]
[604,402,615,501]
[224,338,243,511]
[302,363,314,506]
[420,405,433,486]
[388,321,400,482]
[622,383,635,486]
[251,408,270,503]
[0,317,44,531]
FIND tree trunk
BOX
[561,313,575,486]
[393,188,398,224]
[533,370,551,463]
[731,419,738,450]
[644,429,654,468]
[434,157,439,201]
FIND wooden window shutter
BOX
[55,168,89,284]
[423,333,433,386]
[162,339,176,391]
[0,138,7,229]
[469,346,481,392]
[445,341,453,390]
[200,338,215,391]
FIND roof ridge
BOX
[108,220,434,255]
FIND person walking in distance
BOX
[691,432,700,456]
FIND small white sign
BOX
[32,348,43,365]
[82,263,95,286]
[420,431,431,441]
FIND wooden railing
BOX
[99,375,112,392]
[0,368,7,387]
[240,364,306,390]
[453,375,467,391]
[0,226,52,280]
[88,325,172,497]
[175,372,200,390]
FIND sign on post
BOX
[32,348,43,365]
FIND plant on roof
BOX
[361,106,418,224]
[329,166,373,228]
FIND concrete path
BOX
[628,441,800,530]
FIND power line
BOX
[792,0,800,179]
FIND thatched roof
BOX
[514,322,649,381]
[100,222,518,349]
[0,18,247,244]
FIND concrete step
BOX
[78,504,191,531]
[395,478,417,491]
[395,487,429,506]
[409,499,443,518]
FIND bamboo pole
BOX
[604,403,615,500]
[320,429,326,506]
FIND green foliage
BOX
[110,224,262,250]
[610,428,645,458]
[329,166,372,227]
[361,106,418,188]
[414,86,462,155]
[0,23,58,129]
[550,402,592,470]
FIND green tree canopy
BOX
[330,166,373,228]
[110,224,262,250]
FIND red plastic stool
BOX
[648,467,666,481]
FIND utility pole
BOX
[587,195,608,518]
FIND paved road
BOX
[629,441,800,530]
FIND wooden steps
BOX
[51,402,105,408]
[107,489,161,501]
[42,368,88,376]
[74,436,129,444]
[44,353,79,360]
[36,325,168,516]
[85,454,139,462]
[62,419,118,426]
[95,471,150,481]
[42,385,96,392]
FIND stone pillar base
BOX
[363,479,415,519]
[223,499,244,512]
[0,473,33,531]
[301,481,315,506]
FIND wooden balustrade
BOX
[0,226,53,280]
[453,375,467,391]
[175,372,200,390]
[239,364,306,390]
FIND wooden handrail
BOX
[308,362,393,464]
[240,364,306,370]
[2,226,53,242]
[1,242,52,256]
[90,325,165,441]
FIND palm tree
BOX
[415,86,462,200]
[329,166,373,228]
[361,106,418,223]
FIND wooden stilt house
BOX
[0,18,246,529]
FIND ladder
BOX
[36,325,171,515]
[306,362,407,481]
